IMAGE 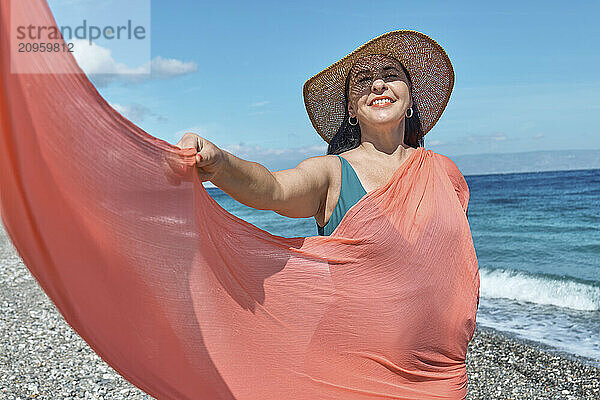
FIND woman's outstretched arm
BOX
[174,132,331,219]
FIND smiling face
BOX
[347,54,412,131]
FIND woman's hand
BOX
[174,133,226,182]
[161,132,226,186]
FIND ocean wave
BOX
[479,267,600,311]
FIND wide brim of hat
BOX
[303,30,455,144]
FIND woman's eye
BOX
[358,74,397,83]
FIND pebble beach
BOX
[1,225,598,399]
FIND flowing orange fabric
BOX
[0,1,480,399]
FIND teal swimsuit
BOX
[317,155,367,236]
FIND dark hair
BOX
[326,58,424,155]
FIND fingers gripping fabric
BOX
[0,1,480,399]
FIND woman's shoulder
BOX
[305,153,350,173]
[295,154,342,185]
[308,153,343,166]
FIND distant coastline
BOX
[449,148,600,176]
[202,148,600,189]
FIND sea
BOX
[204,167,600,367]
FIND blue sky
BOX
[47,0,600,170]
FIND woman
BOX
[173,32,461,236]
[167,30,478,399]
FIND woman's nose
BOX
[372,78,387,91]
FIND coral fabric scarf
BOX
[0,1,480,398]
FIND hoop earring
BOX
[348,116,358,126]
[406,107,413,118]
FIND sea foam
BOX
[479,267,600,311]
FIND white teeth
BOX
[371,99,392,105]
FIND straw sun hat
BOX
[303,30,455,144]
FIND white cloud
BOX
[428,140,444,146]
[110,102,167,123]
[149,56,198,79]
[70,39,198,87]
[250,101,270,108]
[70,39,146,78]
[247,101,271,116]
[464,132,508,143]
